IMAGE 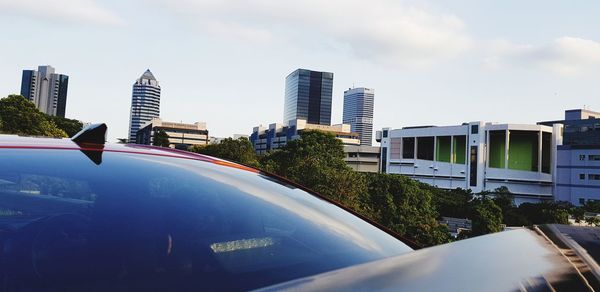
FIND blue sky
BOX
[1,0,599,142]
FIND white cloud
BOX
[155,0,471,66]
[0,0,123,26]
[486,37,600,75]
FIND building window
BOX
[580,155,586,161]
[382,130,388,138]
[588,174,600,180]
[580,174,586,180]
[435,136,451,163]
[453,136,467,164]
[469,146,478,187]
[471,125,479,134]
[417,137,434,161]
[579,198,586,205]
[390,138,401,160]
[488,130,506,169]
[507,130,539,172]
[402,137,415,159]
[381,147,387,173]
[589,155,600,161]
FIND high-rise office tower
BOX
[283,69,333,125]
[128,69,161,142]
[20,65,69,117]
[343,87,374,146]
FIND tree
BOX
[361,173,451,247]
[469,198,503,236]
[189,137,260,167]
[152,129,171,147]
[0,95,67,137]
[260,130,364,203]
[46,115,83,137]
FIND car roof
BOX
[0,134,258,173]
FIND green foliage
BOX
[261,130,366,205]
[190,137,260,167]
[0,95,67,137]
[46,115,83,137]
[361,173,451,246]
[152,129,171,147]
[261,130,450,247]
[470,197,503,236]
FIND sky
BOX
[1,0,600,142]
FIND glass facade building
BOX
[283,69,333,125]
[20,65,69,117]
[343,87,375,146]
[128,69,161,142]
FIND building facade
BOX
[283,69,333,126]
[540,109,600,205]
[378,122,562,204]
[343,87,374,146]
[128,69,161,142]
[20,65,69,117]
[250,119,359,155]
[136,118,208,149]
[344,145,380,173]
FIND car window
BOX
[0,149,411,291]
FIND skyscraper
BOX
[128,69,161,142]
[20,65,69,117]
[343,87,375,146]
[283,69,333,125]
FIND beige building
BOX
[344,145,380,173]
[137,118,209,149]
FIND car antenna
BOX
[72,123,107,145]
[72,123,107,165]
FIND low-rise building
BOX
[378,121,562,204]
[344,145,380,173]
[250,119,360,155]
[136,118,209,149]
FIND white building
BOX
[378,122,563,204]
[251,119,360,155]
[128,69,161,142]
[344,145,380,173]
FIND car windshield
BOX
[0,148,411,291]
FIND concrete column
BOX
[505,129,510,169]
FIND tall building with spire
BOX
[20,65,69,117]
[343,87,374,146]
[128,69,161,142]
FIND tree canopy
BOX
[0,95,67,137]
[152,129,171,147]
[189,137,260,167]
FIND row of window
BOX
[579,174,600,180]
[579,155,600,161]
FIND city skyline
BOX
[1,1,600,142]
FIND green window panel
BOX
[489,130,506,168]
[436,136,451,162]
[508,131,539,172]
[453,136,466,164]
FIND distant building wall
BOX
[379,122,560,204]
[137,118,208,149]
[343,87,374,146]
[250,119,360,155]
[344,145,380,173]
[20,65,69,117]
